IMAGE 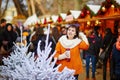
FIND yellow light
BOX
[111,4,115,8]
[102,6,106,12]
[87,21,90,25]
[95,20,99,24]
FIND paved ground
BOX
[78,66,110,80]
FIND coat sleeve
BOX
[79,41,89,50]
[54,42,62,58]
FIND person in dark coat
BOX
[111,35,120,80]
[30,27,55,57]
[84,29,99,80]
[99,28,115,80]
[1,23,17,53]
[93,26,102,69]
[0,19,6,48]
[94,26,102,57]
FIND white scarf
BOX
[59,35,81,49]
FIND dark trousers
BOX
[103,59,107,80]
[110,74,120,80]
[115,74,120,80]
[103,53,111,80]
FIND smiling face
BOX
[67,27,76,40]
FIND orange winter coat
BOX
[54,35,89,75]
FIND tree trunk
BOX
[13,0,28,17]
[74,0,80,10]
[57,0,63,13]
[0,0,9,19]
[34,0,46,15]
[30,0,36,15]
[27,0,32,16]
[0,0,2,14]
[13,0,23,15]
[79,0,88,10]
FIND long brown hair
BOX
[31,27,44,41]
[51,27,60,43]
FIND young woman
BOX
[84,29,98,80]
[54,24,89,80]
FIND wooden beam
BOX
[77,15,120,22]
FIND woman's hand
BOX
[58,51,70,60]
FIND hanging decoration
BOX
[97,0,120,16]
[65,15,74,22]
[60,13,67,20]
[23,14,39,27]
[87,4,101,14]
[70,10,81,19]
[41,18,47,24]
[46,17,53,24]
[51,15,58,23]
[44,18,47,24]
[101,6,106,12]
[41,18,45,24]
[80,5,95,18]
[57,16,62,23]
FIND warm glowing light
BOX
[102,6,106,12]
[87,21,90,25]
[111,4,115,8]
[95,20,99,24]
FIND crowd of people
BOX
[0,18,120,80]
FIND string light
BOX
[102,6,106,12]
[111,4,115,8]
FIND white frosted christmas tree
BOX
[0,24,75,80]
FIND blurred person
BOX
[84,29,99,80]
[13,23,21,37]
[23,26,31,44]
[110,26,120,80]
[54,24,89,80]
[1,23,17,54]
[0,18,6,29]
[30,27,55,58]
[93,26,102,68]
[117,26,120,36]
[99,28,115,80]
[0,19,6,48]
[94,26,102,56]
[60,26,67,36]
[111,35,120,80]
[33,23,40,31]
[51,26,61,44]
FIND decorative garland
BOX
[80,4,95,18]
[97,0,120,15]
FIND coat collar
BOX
[59,35,81,49]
